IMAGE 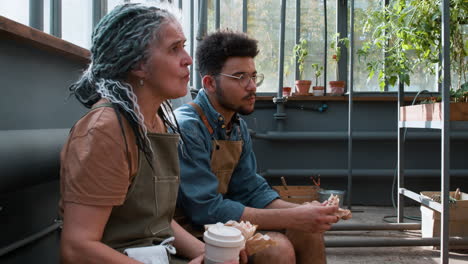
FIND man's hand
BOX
[289,203,339,233]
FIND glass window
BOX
[324,0,337,89]
[353,0,382,92]
[301,0,333,90]
[0,0,29,26]
[62,0,93,48]
[108,0,123,12]
[247,0,281,93]
[221,0,242,31]
[247,0,337,93]
[354,0,438,92]
[206,0,215,32]
[282,0,296,90]
[44,0,51,34]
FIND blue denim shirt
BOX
[175,89,279,225]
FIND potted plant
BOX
[329,33,349,95]
[282,61,293,97]
[311,63,325,96]
[282,87,292,97]
[292,38,312,95]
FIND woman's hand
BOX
[188,254,204,264]
[239,249,248,263]
[188,249,248,264]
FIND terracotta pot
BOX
[282,87,292,97]
[329,81,346,96]
[295,80,312,95]
[312,86,325,96]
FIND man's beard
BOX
[215,80,255,116]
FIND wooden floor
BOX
[325,206,468,264]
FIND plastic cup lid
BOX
[204,223,245,247]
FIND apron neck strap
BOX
[188,102,214,135]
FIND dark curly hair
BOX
[196,30,259,77]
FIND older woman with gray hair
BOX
[59,4,233,264]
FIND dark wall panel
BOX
[0,38,87,130]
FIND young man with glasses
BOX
[175,30,338,264]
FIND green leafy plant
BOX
[311,63,324,87]
[292,38,309,80]
[330,33,350,80]
[358,0,467,91]
[450,84,468,102]
[330,33,350,63]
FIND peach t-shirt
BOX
[60,104,139,210]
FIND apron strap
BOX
[91,102,132,178]
[188,102,214,135]
[91,102,114,110]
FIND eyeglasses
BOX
[218,72,264,87]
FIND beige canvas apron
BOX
[175,102,242,236]
[92,104,183,263]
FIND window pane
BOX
[354,0,438,92]
[325,0,337,92]
[353,0,382,92]
[62,0,93,49]
[221,0,242,31]
[0,0,29,26]
[247,0,281,92]
[248,0,336,93]
[206,0,215,32]
[301,0,329,89]
[283,0,296,90]
[453,24,468,90]
[108,0,124,12]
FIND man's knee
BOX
[252,232,295,264]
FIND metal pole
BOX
[50,0,62,38]
[215,0,220,29]
[323,0,327,94]
[383,0,389,91]
[92,0,107,29]
[347,0,354,210]
[397,80,405,224]
[330,222,420,231]
[260,168,468,178]
[29,0,44,31]
[440,0,451,262]
[325,237,468,248]
[242,0,248,33]
[195,0,207,90]
[336,0,348,83]
[190,0,194,87]
[0,222,61,257]
[179,0,183,9]
[274,0,287,132]
[294,0,300,81]
[278,0,286,91]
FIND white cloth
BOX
[124,237,176,264]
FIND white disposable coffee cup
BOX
[204,223,245,264]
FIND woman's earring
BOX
[139,79,144,86]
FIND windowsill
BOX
[257,95,424,102]
[256,92,438,102]
[0,15,90,64]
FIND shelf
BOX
[0,16,90,64]
[398,188,442,213]
[399,121,443,129]
[399,121,468,129]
